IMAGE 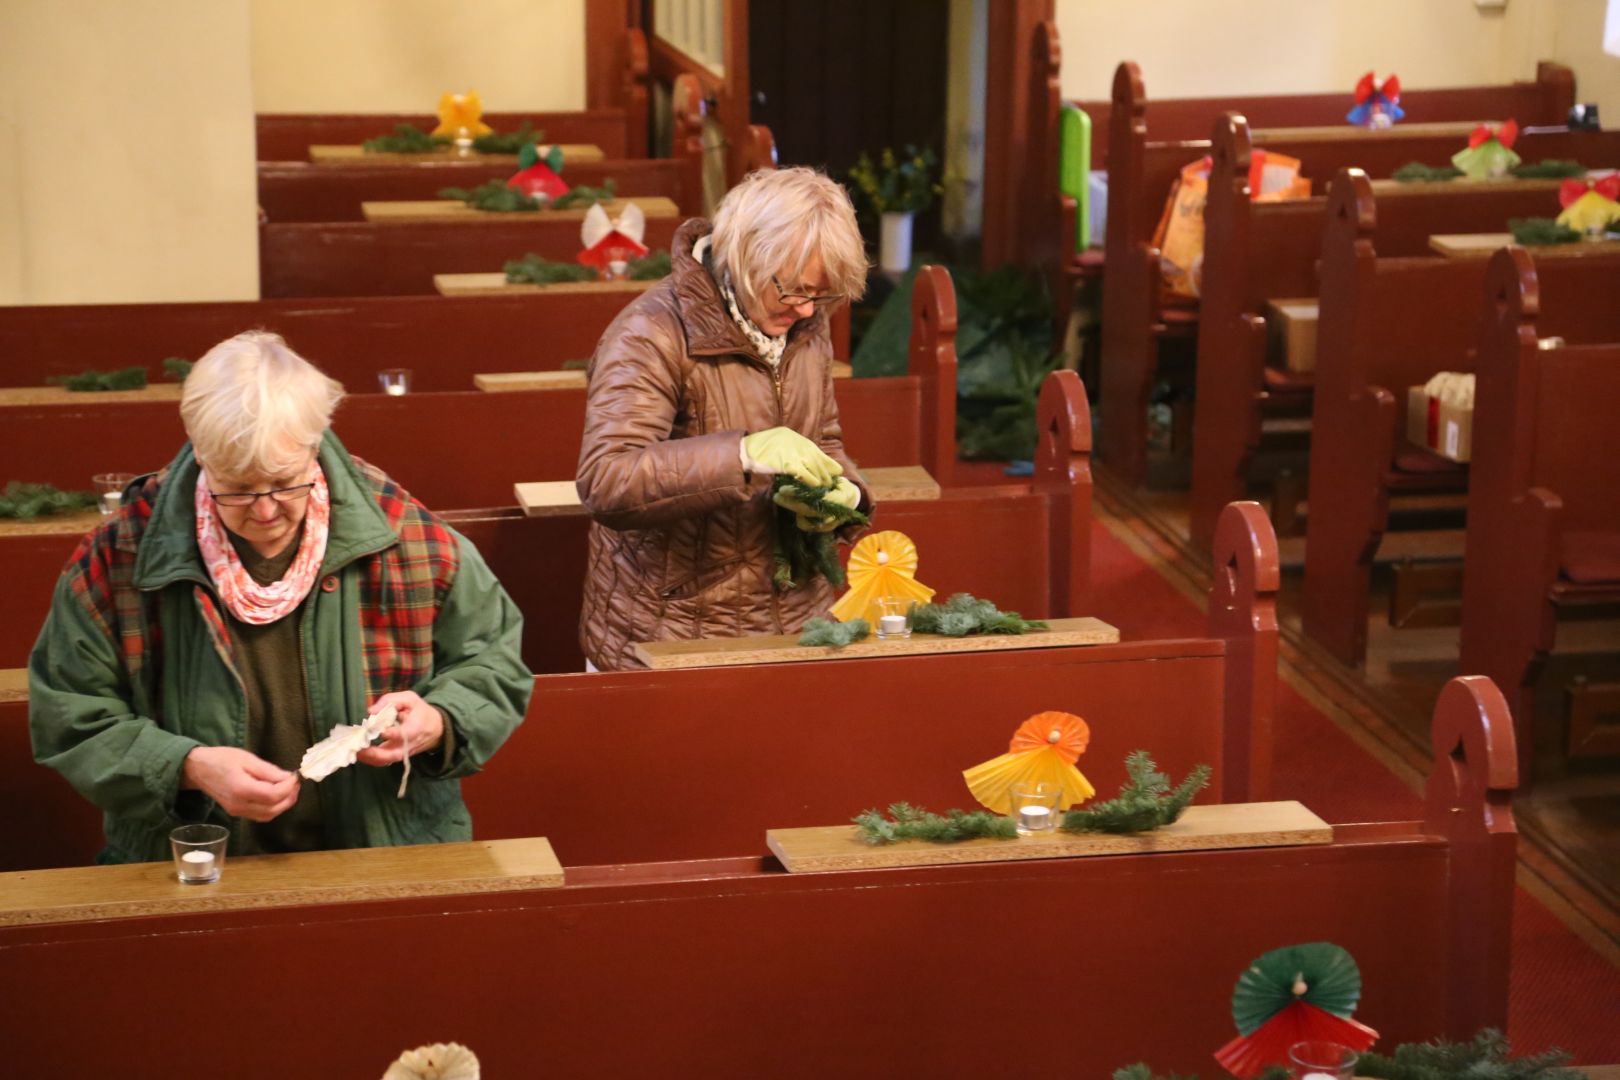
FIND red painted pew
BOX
[0,674,1514,1079]
[1461,247,1620,777]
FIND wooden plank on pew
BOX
[477,359,854,390]
[0,837,564,927]
[1280,528,1467,571]
[633,616,1120,670]
[362,196,679,224]
[435,273,657,297]
[515,464,940,517]
[0,669,25,705]
[0,384,183,406]
[0,510,103,539]
[310,143,605,165]
[767,800,1331,873]
[1431,232,1620,259]
[1251,120,1495,143]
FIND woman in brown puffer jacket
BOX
[577,167,872,671]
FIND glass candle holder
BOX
[93,472,136,516]
[169,824,229,885]
[1288,1040,1358,1080]
[377,368,413,396]
[875,597,912,640]
[1008,781,1062,835]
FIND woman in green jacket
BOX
[28,331,533,864]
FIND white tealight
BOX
[384,384,406,397]
[879,614,907,635]
[1301,1073,1338,1080]
[178,849,217,883]
[1017,805,1053,831]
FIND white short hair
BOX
[180,331,344,480]
[710,166,868,314]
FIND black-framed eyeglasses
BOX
[207,482,316,508]
[771,276,845,309]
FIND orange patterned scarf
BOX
[194,469,331,625]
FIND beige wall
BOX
[251,0,586,113]
[0,0,259,305]
[1537,0,1620,124]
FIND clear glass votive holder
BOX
[377,368,413,396]
[170,824,229,885]
[93,472,136,516]
[1009,781,1062,835]
[875,597,912,640]
[1288,1040,1358,1080]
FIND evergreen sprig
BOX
[1509,217,1582,246]
[770,475,869,591]
[550,179,618,209]
[0,482,100,520]
[471,122,544,155]
[1510,159,1586,179]
[909,593,1047,637]
[1392,161,1465,183]
[853,802,1018,845]
[798,617,870,647]
[627,250,673,280]
[502,254,599,285]
[1062,751,1211,834]
[362,123,449,154]
[439,180,541,213]
[46,366,147,392]
[161,357,192,381]
[1357,1029,1578,1079]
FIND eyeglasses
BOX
[771,276,845,309]
[207,482,316,508]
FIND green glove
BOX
[741,427,843,489]
[776,476,861,532]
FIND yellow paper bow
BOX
[433,91,493,138]
[1556,190,1620,236]
[829,530,935,625]
[963,711,1096,814]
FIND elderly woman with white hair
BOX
[577,166,871,670]
[28,332,533,863]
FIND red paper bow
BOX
[1559,175,1620,208]
[1353,72,1401,104]
[1468,119,1518,149]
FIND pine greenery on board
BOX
[46,366,147,392]
[471,122,544,155]
[1116,1029,1578,1080]
[362,124,448,154]
[550,179,617,209]
[1392,159,1585,182]
[1509,217,1584,246]
[770,476,869,590]
[503,250,672,286]
[798,617,871,647]
[627,249,673,280]
[1061,751,1211,834]
[908,593,1046,637]
[0,482,99,521]
[161,357,192,381]
[439,180,541,213]
[854,803,1018,845]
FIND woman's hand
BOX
[356,691,445,766]
[181,746,300,822]
[740,428,843,488]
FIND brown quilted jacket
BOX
[576,219,868,670]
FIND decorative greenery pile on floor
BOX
[503,249,670,286]
[1393,159,1585,182]
[0,482,99,520]
[362,124,448,154]
[770,476,869,590]
[854,803,1018,844]
[909,593,1046,637]
[1509,217,1584,246]
[1115,1028,1579,1080]
[1060,751,1210,834]
[798,617,871,647]
[46,366,147,392]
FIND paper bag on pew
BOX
[1154,153,1312,300]
[1405,372,1475,464]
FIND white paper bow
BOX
[581,200,645,249]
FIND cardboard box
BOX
[1265,298,1319,373]
[1406,386,1473,463]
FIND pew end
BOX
[1034,369,1094,617]
[1209,501,1280,802]
[908,264,960,487]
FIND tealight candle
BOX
[879,614,907,636]
[100,491,122,514]
[384,383,405,397]
[1301,1073,1338,1080]
[179,850,216,883]
[1017,805,1053,831]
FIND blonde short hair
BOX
[709,166,868,314]
[180,331,344,480]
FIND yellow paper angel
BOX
[1556,177,1620,237]
[829,530,935,625]
[433,91,494,138]
[963,711,1096,814]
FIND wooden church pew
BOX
[1461,247,1620,778]
[1187,127,1620,549]
[0,674,1515,1078]
[1301,173,1620,666]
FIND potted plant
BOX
[848,145,941,274]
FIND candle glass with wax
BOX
[377,369,413,396]
[1008,781,1062,835]
[1288,1040,1358,1080]
[169,823,229,885]
[875,597,913,640]
[93,472,137,516]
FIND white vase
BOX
[879,211,914,274]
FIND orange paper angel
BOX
[829,530,935,626]
[432,91,493,138]
[963,711,1096,814]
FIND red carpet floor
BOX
[1081,512,1620,1064]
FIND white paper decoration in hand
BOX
[299,704,398,782]
[382,1042,480,1080]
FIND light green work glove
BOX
[741,427,843,489]
[775,476,861,533]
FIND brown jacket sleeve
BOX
[576,317,758,530]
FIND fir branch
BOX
[909,593,1047,637]
[550,179,618,210]
[770,475,869,591]
[853,802,1017,845]
[46,366,147,392]
[362,123,449,154]
[0,482,99,520]
[439,180,542,213]
[1061,751,1211,834]
[1509,217,1582,246]
[1510,159,1586,179]
[561,358,590,370]
[471,122,544,155]
[798,617,870,647]
[502,253,599,285]
[1391,161,1464,183]
[161,357,192,381]
[1114,1065,1285,1080]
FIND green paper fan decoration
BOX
[1231,942,1362,1035]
